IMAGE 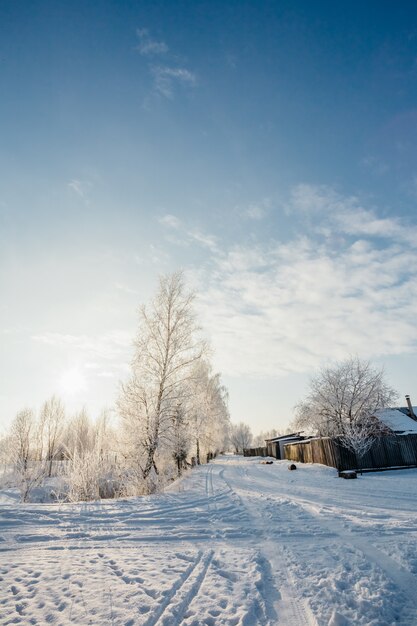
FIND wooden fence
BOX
[243,447,267,457]
[284,434,417,471]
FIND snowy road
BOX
[1,457,417,625]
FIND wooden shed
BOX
[284,401,417,471]
[265,433,306,459]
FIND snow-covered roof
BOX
[265,432,304,443]
[374,407,417,435]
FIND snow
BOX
[375,407,417,434]
[1,456,417,625]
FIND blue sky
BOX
[2,1,417,433]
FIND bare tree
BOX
[188,360,230,464]
[294,357,398,439]
[40,395,66,477]
[67,448,102,502]
[64,408,121,502]
[202,371,230,459]
[118,271,205,486]
[229,422,253,454]
[338,417,390,460]
[63,408,94,459]
[171,402,190,476]
[9,409,45,502]
[252,429,281,447]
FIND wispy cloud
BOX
[134,244,171,267]
[187,229,218,251]
[32,331,132,378]
[136,27,196,100]
[114,282,139,296]
[151,66,196,99]
[158,214,181,229]
[360,155,390,176]
[239,198,271,220]
[190,185,417,379]
[67,179,92,205]
[158,213,218,252]
[136,28,168,56]
[289,183,417,244]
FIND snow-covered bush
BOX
[67,451,100,501]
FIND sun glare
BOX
[59,367,87,396]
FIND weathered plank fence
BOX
[243,447,267,457]
[284,434,417,471]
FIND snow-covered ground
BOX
[1,456,417,625]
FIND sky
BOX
[2,0,417,434]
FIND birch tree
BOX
[229,422,253,454]
[63,408,94,458]
[294,357,398,438]
[118,271,205,485]
[9,408,45,502]
[188,360,230,464]
[171,402,190,476]
[40,395,65,477]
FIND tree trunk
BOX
[143,446,156,479]
[196,439,200,465]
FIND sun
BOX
[59,367,87,396]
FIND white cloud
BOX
[360,155,389,176]
[192,186,417,379]
[159,213,218,252]
[188,229,218,252]
[32,330,132,364]
[158,214,181,229]
[114,282,139,296]
[134,244,171,267]
[245,205,267,220]
[239,198,270,220]
[289,183,417,245]
[136,28,196,100]
[136,28,169,56]
[289,183,352,215]
[67,179,92,204]
[151,65,196,99]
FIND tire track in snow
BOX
[278,586,318,626]
[218,465,318,626]
[142,549,214,626]
[353,537,417,607]
[279,493,417,611]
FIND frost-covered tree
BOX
[202,371,230,458]
[118,271,205,486]
[252,429,281,447]
[63,408,94,459]
[9,408,45,502]
[338,418,390,460]
[229,422,253,454]
[294,357,398,439]
[39,395,66,477]
[171,402,190,476]
[188,360,230,464]
[67,448,102,502]
[66,409,120,501]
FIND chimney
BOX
[405,395,417,420]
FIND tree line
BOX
[0,272,231,501]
